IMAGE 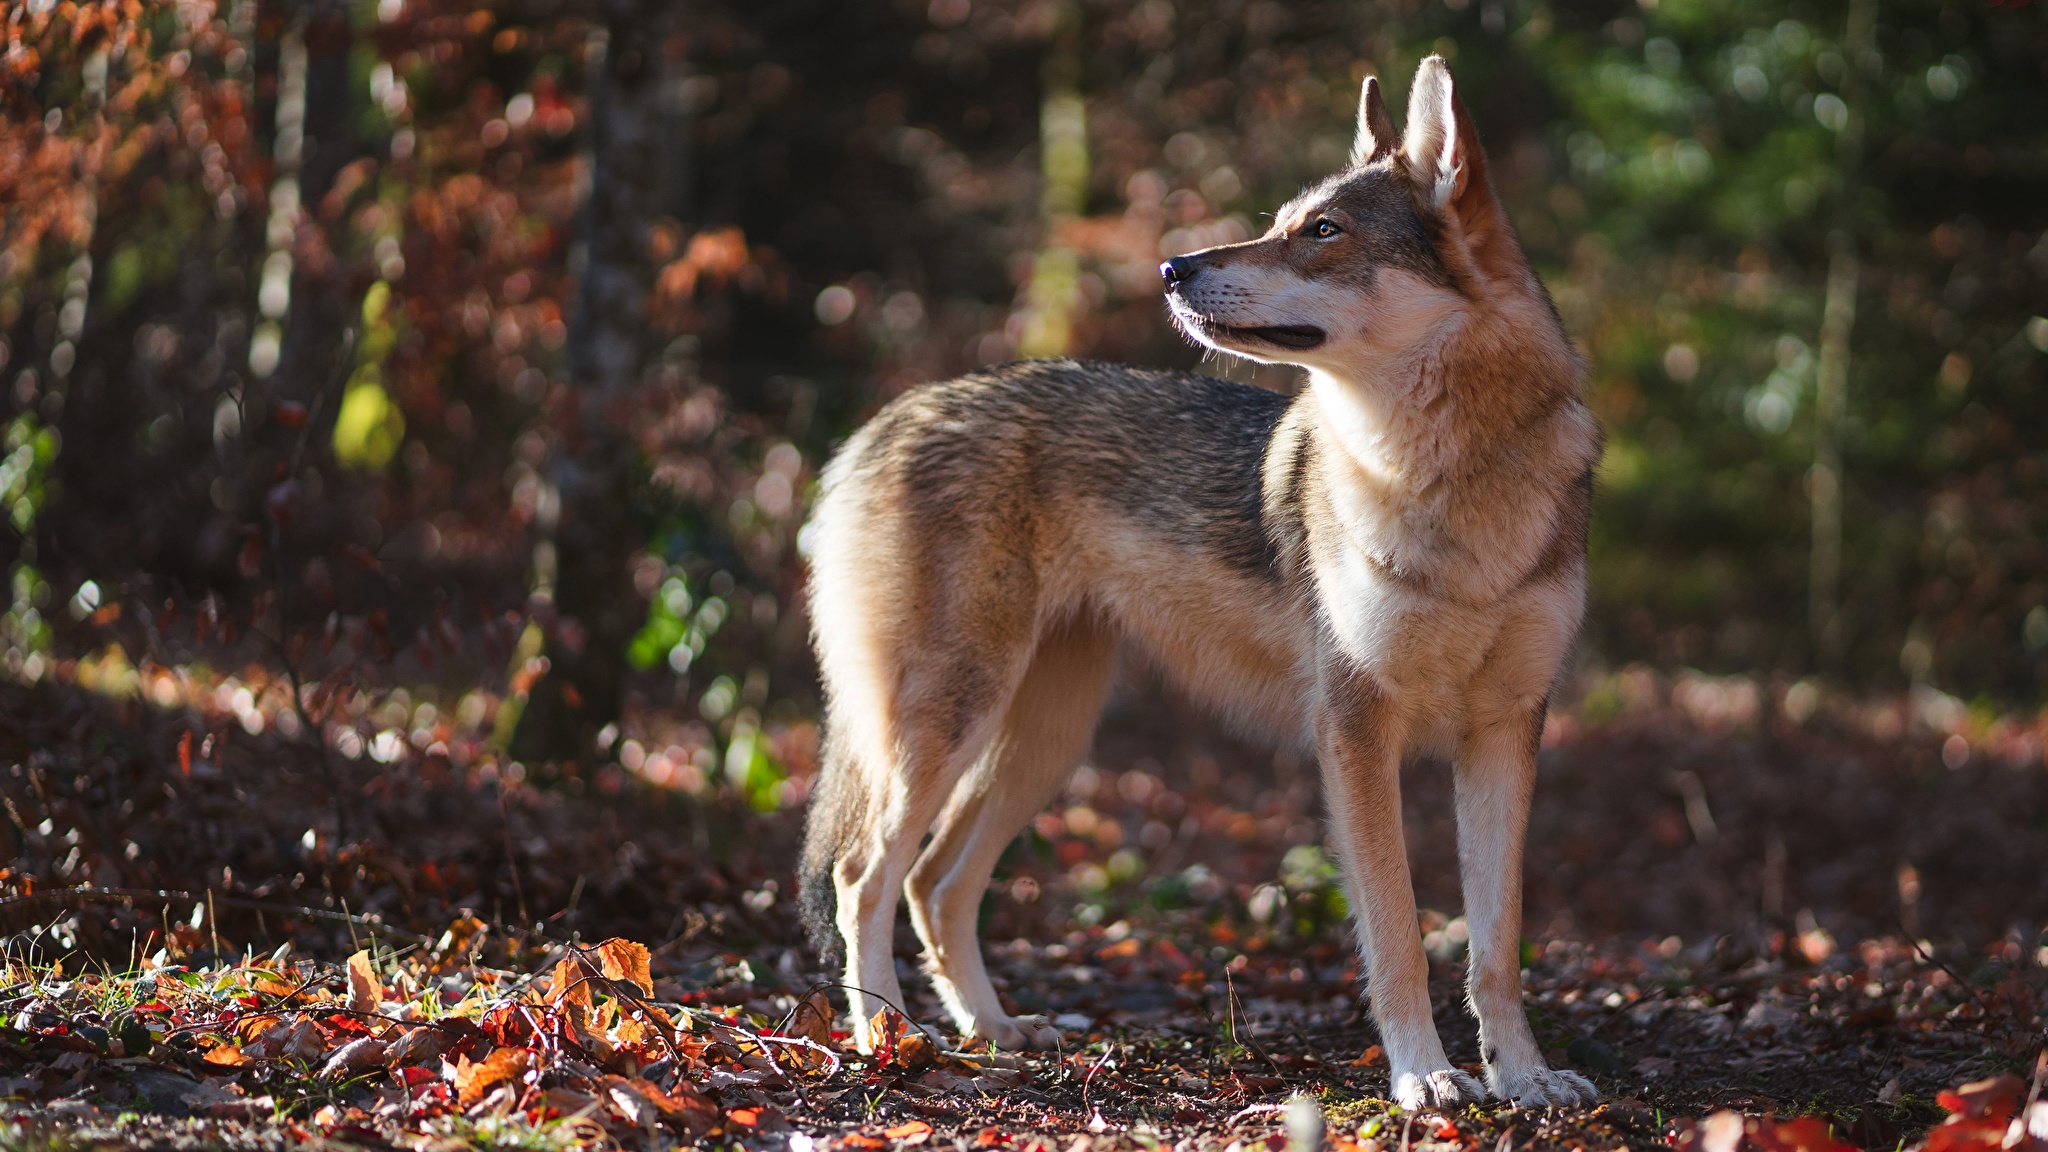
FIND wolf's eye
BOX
[1311,219,1341,238]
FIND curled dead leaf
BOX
[790,990,834,1045]
[382,1025,449,1068]
[318,1036,389,1079]
[346,950,382,1016]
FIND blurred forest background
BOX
[2,0,2046,857]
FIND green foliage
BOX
[332,282,407,470]
[1522,0,2048,692]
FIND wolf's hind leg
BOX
[906,614,1115,1051]
[833,683,1013,1053]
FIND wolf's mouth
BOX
[1209,322,1327,351]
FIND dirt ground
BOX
[0,667,2043,1150]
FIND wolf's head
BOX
[1162,55,1536,379]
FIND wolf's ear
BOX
[1401,55,1487,215]
[1349,75,1398,167]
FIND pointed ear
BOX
[1349,75,1398,167]
[1402,55,1477,211]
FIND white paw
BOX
[1391,1067,1489,1109]
[973,1013,1061,1051]
[1490,1063,1598,1108]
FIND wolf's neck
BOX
[1304,354,1461,495]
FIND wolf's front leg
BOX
[1454,706,1597,1107]
[1318,669,1486,1109]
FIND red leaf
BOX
[1939,1076,2025,1123]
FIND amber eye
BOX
[1311,219,1341,238]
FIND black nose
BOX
[1159,256,1198,287]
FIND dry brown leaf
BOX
[244,1017,323,1061]
[233,1014,281,1042]
[551,956,595,1009]
[789,990,833,1045]
[318,1036,389,1079]
[541,1086,602,1116]
[897,1027,934,1069]
[455,1046,532,1107]
[602,1076,658,1129]
[595,938,653,997]
[249,971,300,1000]
[346,950,382,1016]
[203,1043,251,1067]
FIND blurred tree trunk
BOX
[1807,0,1874,670]
[271,0,358,410]
[512,0,682,764]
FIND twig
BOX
[1900,922,2001,1022]
[1082,1041,1116,1119]
[1224,966,1285,1073]
[0,885,432,945]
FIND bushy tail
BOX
[797,733,861,965]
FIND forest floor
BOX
[0,665,2044,1151]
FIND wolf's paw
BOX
[972,1013,1061,1051]
[1392,1067,1489,1110]
[1490,1064,1598,1108]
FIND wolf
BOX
[796,55,1600,1108]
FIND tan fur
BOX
[799,56,1601,1108]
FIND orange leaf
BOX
[596,938,654,997]
[552,956,596,1008]
[886,1119,934,1145]
[1762,1116,1857,1152]
[204,1043,251,1066]
[1350,1045,1385,1067]
[1097,937,1140,960]
[455,1046,532,1107]
[346,950,382,1016]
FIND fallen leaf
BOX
[552,956,597,1009]
[382,1025,448,1068]
[886,1119,934,1144]
[346,950,382,1016]
[790,990,834,1045]
[542,1086,602,1116]
[203,1043,251,1067]
[318,1036,389,1079]
[596,938,654,997]
[455,1046,532,1107]
[1938,1075,2025,1123]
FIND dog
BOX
[797,55,1600,1109]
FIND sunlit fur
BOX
[798,56,1602,1110]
